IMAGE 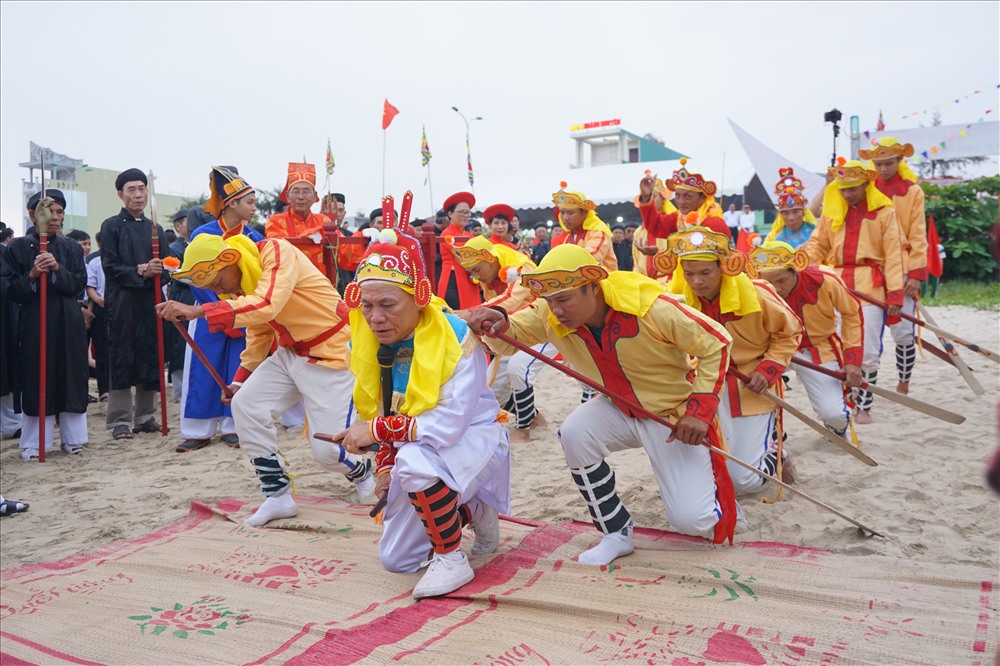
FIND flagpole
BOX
[382,130,387,197]
[427,164,435,215]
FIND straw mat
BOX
[1,496,995,665]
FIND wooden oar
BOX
[789,357,965,425]
[914,302,984,395]
[850,288,998,365]
[726,368,878,467]
[486,328,884,538]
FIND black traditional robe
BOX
[99,209,172,391]
[0,243,20,401]
[2,230,89,416]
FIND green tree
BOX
[173,194,208,217]
[922,175,1000,281]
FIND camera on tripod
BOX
[824,108,843,166]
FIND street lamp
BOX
[451,106,482,193]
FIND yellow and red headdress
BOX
[660,222,761,317]
[203,166,254,219]
[667,158,718,197]
[858,137,919,182]
[822,158,893,232]
[773,167,809,211]
[652,215,746,277]
[551,182,597,211]
[551,181,612,237]
[858,137,915,162]
[522,243,665,337]
[344,191,433,308]
[170,232,263,297]
[278,162,318,204]
[745,241,810,279]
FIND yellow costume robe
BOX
[783,265,864,368]
[558,228,618,272]
[803,202,905,307]
[486,295,732,425]
[874,175,928,281]
[202,238,350,382]
[693,281,802,417]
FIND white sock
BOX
[244,492,297,527]
[578,527,634,566]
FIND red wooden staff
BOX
[36,158,49,462]
[148,171,169,435]
[171,320,233,399]
[485,328,884,537]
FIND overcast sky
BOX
[1,1,997,225]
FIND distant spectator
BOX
[738,204,756,234]
[611,224,634,272]
[723,203,740,243]
[531,223,551,264]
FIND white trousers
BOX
[231,347,360,476]
[861,304,885,372]
[179,356,236,439]
[557,396,722,539]
[887,293,916,346]
[20,413,88,450]
[488,343,554,403]
[279,401,306,428]
[790,352,850,434]
[379,438,510,573]
[717,386,775,495]
[1,393,21,437]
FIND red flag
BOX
[876,109,885,132]
[926,214,943,278]
[382,98,399,130]
[735,230,760,254]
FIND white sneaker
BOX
[466,498,500,556]
[578,526,634,566]
[412,550,475,599]
[354,474,376,504]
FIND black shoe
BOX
[87,394,99,403]
[133,420,161,434]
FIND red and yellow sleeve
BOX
[650,296,733,425]
[482,302,551,357]
[904,186,928,280]
[755,284,803,385]
[582,230,617,270]
[825,273,864,367]
[879,208,906,306]
[204,240,300,332]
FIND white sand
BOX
[1,305,997,574]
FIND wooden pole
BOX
[488,329,884,538]
[148,171,169,435]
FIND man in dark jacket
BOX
[99,169,172,440]
[2,189,89,459]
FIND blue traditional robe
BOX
[182,220,263,421]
